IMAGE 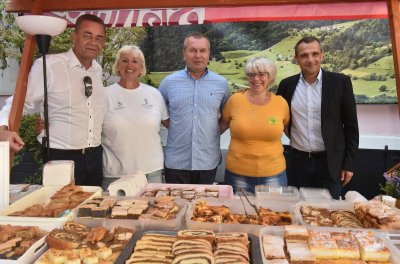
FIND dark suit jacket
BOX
[277,70,359,182]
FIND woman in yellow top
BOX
[220,57,290,194]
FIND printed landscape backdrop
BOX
[55,3,397,103]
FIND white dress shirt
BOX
[290,69,325,152]
[0,49,106,149]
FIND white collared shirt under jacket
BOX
[290,69,325,152]
[0,49,106,149]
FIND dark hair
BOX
[294,36,321,56]
[75,14,106,34]
[183,32,210,50]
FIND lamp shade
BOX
[16,15,67,36]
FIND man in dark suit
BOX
[277,36,359,199]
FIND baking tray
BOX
[115,229,262,264]
[259,225,400,264]
[186,197,297,236]
[0,186,101,231]
[75,196,187,231]
[135,183,234,200]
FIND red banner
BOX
[51,2,387,28]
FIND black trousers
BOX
[288,148,342,199]
[164,166,217,184]
[43,145,103,187]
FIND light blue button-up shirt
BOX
[291,69,325,152]
[159,67,230,170]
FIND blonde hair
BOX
[244,57,276,85]
[112,45,147,77]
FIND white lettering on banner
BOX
[53,8,205,27]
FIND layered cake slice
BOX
[284,225,309,242]
[330,232,360,259]
[286,242,316,264]
[262,234,286,260]
[353,231,391,262]
[308,230,339,259]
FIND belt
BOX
[49,145,101,155]
[292,148,327,159]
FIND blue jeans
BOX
[225,169,288,195]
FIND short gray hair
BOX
[112,45,146,77]
[244,57,276,85]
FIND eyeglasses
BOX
[246,72,269,78]
[83,76,93,98]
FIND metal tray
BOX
[115,229,262,264]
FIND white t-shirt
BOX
[102,82,168,178]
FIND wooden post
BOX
[8,0,44,165]
[387,0,400,116]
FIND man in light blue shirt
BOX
[159,32,230,184]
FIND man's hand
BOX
[36,118,45,134]
[0,126,25,152]
[341,170,354,186]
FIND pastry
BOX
[286,242,316,264]
[46,230,81,249]
[77,204,96,217]
[308,230,339,259]
[262,234,285,260]
[284,225,309,242]
[330,232,360,259]
[63,222,91,237]
[353,231,391,262]
[177,230,215,244]
[215,232,248,246]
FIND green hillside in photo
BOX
[142,19,396,104]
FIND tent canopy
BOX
[6,0,387,12]
[4,0,400,139]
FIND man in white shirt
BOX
[0,14,106,186]
[277,36,359,199]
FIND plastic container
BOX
[75,196,187,231]
[299,187,332,201]
[2,236,47,264]
[115,230,263,264]
[186,197,297,236]
[34,221,136,264]
[294,200,354,227]
[135,183,234,200]
[259,225,400,264]
[255,185,300,202]
[0,186,101,231]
